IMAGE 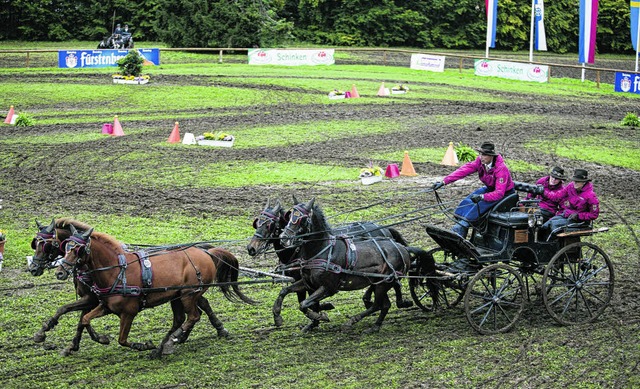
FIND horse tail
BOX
[388,227,409,246]
[405,246,439,299]
[207,248,258,305]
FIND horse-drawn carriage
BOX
[27,182,614,358]
[408,184,613,334]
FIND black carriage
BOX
[409,187,614,334]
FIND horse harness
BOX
[63,235,209,309]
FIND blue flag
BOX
[534,0,547,51]
[579,0,598,64]
[632,1,640,51]
[486,0,498,48]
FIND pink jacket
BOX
[526,176,564,214]
[546,181,599,221]
[443,155,514,202]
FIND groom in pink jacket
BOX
[432,142,515,239]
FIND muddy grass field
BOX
[0,52,639,388]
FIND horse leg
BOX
[61,307,111,356]
[344,284,392,333]
[272,279,308,327]
[197,296,229,337]
[365,291,392,334]
[393,281,413,309]
[299,286,333,325]
[34,295,98,343]
[362,286,374,309]
[157,297,202,357]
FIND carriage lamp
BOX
[528,213,536,228]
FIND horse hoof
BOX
[161,341,176,355]
[60,348,73,357]
[33,333,46,343]
[217,328,229,338]
[397,300,414,309]
[149,349,162,359]
[363,325,381,334]
[274,316,284,327]
[317,312,330,322]
[319,302,335,311]
[301,322,318,333]
[97,335,110,345]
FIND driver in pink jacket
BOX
[542,168,599,237]
[526,166,566,222]
[432,141,515,239]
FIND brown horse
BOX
[30,218,110,355]
[55,225,255,358]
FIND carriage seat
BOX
[487,211,530,228]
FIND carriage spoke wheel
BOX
[464,264,525,335]
[542,242,614,326]
[409,248,463,312]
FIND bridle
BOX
[31,231,60,271]
[57,234,91,277]
[281,204,312,246]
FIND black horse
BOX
[247,199,414,330]
[279,198,437,333]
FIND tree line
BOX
[0,0,634,54]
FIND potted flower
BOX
[391,84,409,94]
[359,162,384,185]
[113,50,150,85]
[197,131,235,147]
[328,89,348,100]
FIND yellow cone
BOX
[400,151,417,176]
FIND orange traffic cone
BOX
[350,84,360,98]
[441,142,459,166]
[400,151,417,177]
[4,106,15,124]
[377,82,390,97]
[112,115,125,136]
[167,122,181,143]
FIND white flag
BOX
[534,0,547,51]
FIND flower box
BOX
[197,139,235,147]
[328,94,346,100]
[112,75,150,85]
[361,175,382,185]
[391,89,407,94]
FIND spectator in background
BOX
[526,166,566,222]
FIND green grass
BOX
[527,133,640,171]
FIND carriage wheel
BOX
[542,242,614,326]
[409,248,463,312]
[464,263,525,335]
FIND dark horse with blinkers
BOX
[247,199,414,331]
[279,198,437,333]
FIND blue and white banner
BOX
[58,49,160,69]
[614,72,640,94]
[534,0,547,51]
[578,0,599,64]
[631,1,640,51]
[486,0,498,49]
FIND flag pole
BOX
[529,0,535,62]
[486,14,491,58]
[636,6,640,72]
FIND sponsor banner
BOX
[614,72,640,94]
[248,49,334,66]
[410,54,445,72]
[58,49,160,69]
[474,59,549,83]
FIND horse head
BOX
[55,224,93,281]
[30,219,61,276]
[280,198,317,247]
[247,199,286,256]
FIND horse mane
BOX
[55,218,93,231]
[89,231,125,254]
[310,203,332,234]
